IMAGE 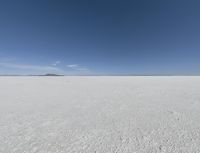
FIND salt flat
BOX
[0,76,200,153]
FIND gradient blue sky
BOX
[0,0,200,75]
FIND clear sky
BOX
[0,0,200,75]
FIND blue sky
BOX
[0,0,200,75]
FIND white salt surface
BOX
[0,76,200,153]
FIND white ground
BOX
[0,76,200,153]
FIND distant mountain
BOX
[43,73,64,76]
[0,74,64,76]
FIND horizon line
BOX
[1,74,200,76]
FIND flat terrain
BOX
[0,76,200,153]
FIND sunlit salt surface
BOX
[0,76,200,153]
